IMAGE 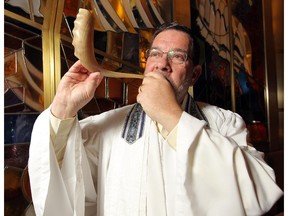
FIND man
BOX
[28,22,283,216]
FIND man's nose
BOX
[155,54,172,72]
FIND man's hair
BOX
[150,22,200,65]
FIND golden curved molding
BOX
[41,0,65,108]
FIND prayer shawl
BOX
[29,95,283,216]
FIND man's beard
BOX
[158,71,190,103]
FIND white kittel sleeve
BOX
[175,110,283,216]
[28,108,97,216]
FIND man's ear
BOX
[190,65,202,85]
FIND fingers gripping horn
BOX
[72,8,144,79]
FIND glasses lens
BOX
[147,49,161,58]
[168,50,187,64]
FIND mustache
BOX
[155,71,178,91]
[155,71,188,102]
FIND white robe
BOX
[28,99,283,216]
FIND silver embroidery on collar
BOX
[121,103,146,144]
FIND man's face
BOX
[144,29,196,102]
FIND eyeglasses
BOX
[145,48,192,64]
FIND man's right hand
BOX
[51,60,103,119]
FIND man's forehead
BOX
[152,30,192,49]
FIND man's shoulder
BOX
[79,104,137,134]
[195,101,243,129]
[83,103,136,124]
[103,103,135,115]
[196,101,233,116]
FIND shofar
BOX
[72,8,144,79]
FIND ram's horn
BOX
[72,8,144,79]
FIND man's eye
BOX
[173,53,185,60]
[150,51,160,57]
